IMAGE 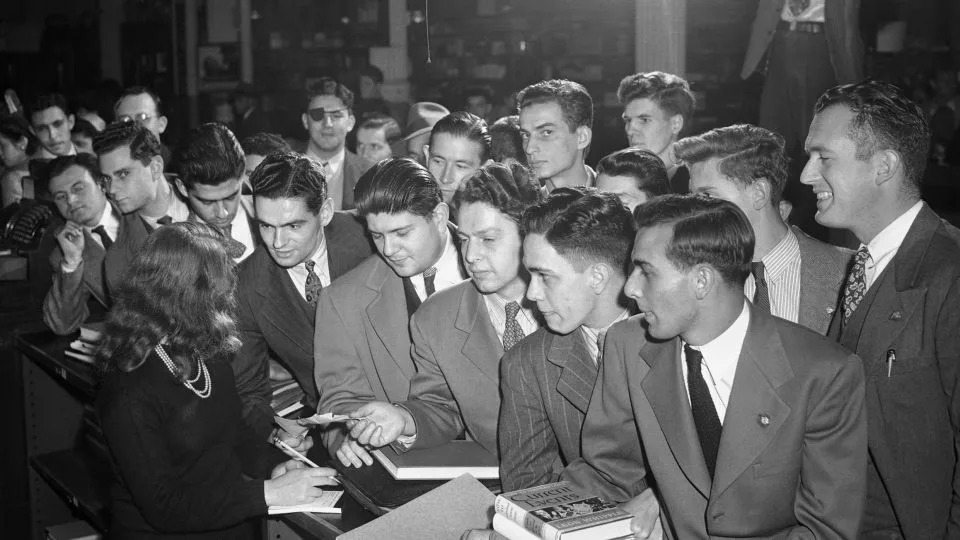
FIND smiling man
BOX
[425,111,492,204]
[42,154,120,334]
[563,194,866,539]
[30,94,77,159]
[233,152,371,446]
[313,157,468,456]
[518,79,595,192]
[340,163,543,467]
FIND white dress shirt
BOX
[581,309,631,365]
[781,0,825,23]
[681,301,751,425]
[306,147,345,210]
[411,229,464,301]
[744,228,801,323]
[286,240,331,302]
[862,201,924,289]
[228,206,256,263]
[89,202,120,247]
[483,293,539,346]
[141,193,190,228]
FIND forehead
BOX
[99,145,141,169]
[430,132,484,161]
[32,107,68,125]
[523,232,573,268]
[633,224,673,260]
[357,126,387,141]
[189,178,241,199]
[807,104,855,148]
[116,93,158,115]
[255,196,314,222]
[457,201,514,233]
[365,210,429,233]
[624,98,668,119]
[596,173,642,194]
[307,95,348,112]
[520,101,569,131]
[50,165,95,191]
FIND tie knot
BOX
[505,301,521,320]
[854,245,871,265]
[684,344,703,370]
[156,215,173,226]
[751,261,765,280]
[305,260,316,272]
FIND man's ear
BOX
[432,201,450,230]
[692,264,716,300]
[423,144,432,163]
[319,197,335,227]
[301,113,310,132]
[149,155,164,180]
[575,126,593,151]
[67,114,76,132]
[751,178,772,210]
[174,178,189,199]
[670,114,684,137]
[157,115,168,135]
[590,262,613,294]
[874,149,901,187]
[345,113,356,133]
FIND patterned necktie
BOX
[502,301,525,351]
[685,344,721,478]
[156,215,173,227]
[423,267,438,297]
[788,0,810,16]
[751,261,771,313]
[304,260,323,308]
[219,224,246,259]
[91,225,113,250]
[842,246,871,324]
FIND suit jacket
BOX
[741,0,864,84]
[564,305,867,539]
[402,280,504,456]
[290,145,371,211]
[830,204,960,539]
[233,212,371,441]
[103,211,153,300]
[499,327,596,491]
[794,225,852,335]
[42,214,113,335]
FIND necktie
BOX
[91,225,113,250]
[751,261,770,313]
[502,301,525,351]
[596,329,608,365]
[684,344,721,478]
[842,246,871,325]
[219,224,246,259]
[156,215,173,227]
[423,267,438,297]
[304,260,323,308]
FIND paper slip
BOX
[297,412,354,426]
[268,490,343,515]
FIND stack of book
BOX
[270,379,304,417]
[64,323,104,364]
[492,481,634,540]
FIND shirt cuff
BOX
[60,259,82,273]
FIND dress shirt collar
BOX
[864,200,924,273]
[307,147,345,175]
[91,201,120,240]
[684,301,751,411]
[761,227,800,281]
[581,309,631,365]
[482,291,539,342]
[411,228,464,300]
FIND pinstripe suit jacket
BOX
[498,327,598,492]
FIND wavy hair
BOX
[452,162,542,223]
[96,221,241,378]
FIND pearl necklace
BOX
[154,344,212,399]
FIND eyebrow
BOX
[258,218,306,228]
[465,227,500,236]
[194,188,242,204]
[525,264,552,275]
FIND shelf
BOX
[31,448,110,532]
[17,332,97,399]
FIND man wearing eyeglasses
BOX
[300,78,371,210]
[114,86,173,169]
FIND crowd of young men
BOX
[21,67,960,539]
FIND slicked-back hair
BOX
[93,121,161,165]
[30,93,71,120]
[0,114,40,155]
[428,111,492,162]
[489,115,527,166]
[452,162,543,224]
[354,157,442,219]
[305,77,355,112]
[815,79,931,192]
[517,79,593,132]
[522,187,636,277]
[175,123,245,189]
[249,152,327,214]
[96,221,240,377]
[675,124,789,205]
[358,114,403,146]
[597,148,671,199]
[46,153,103,189]
[114,86,164,116]
[240,132,293,157]
[633,194,753,286]
[617,71,695,125]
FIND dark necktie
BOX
[220,224,247,259]
[423,267,437,297]
[502,301,525,351]
[91,225,113,250]
[401,277,421,316]
[684,344,721,478]
[751,261,770,313]
[842,246,871,325]
[156,215,173,227]
[304,260,323,308]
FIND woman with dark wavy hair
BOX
[96,221,337,539]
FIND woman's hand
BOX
[263,466,338,507]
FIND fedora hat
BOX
[403,102,450,141]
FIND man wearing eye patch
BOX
[300,77,371,210]
[114,86,173,169]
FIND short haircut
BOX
[464,86,492,103]
[114,86,164,115]
[354,157,442,219]
[72,117,100,139]
[305,77,355,112]
[618,71,696,125]
[30,93,71,121]
[46,153,103,188]
[0,114,40,155]
[522,187,636,276]
[175,123,245,189]
[250,152,327,214]
[815,79,931,191]
[633,194,753,286]
[93,121,161,165]
[674,124,789,205]
[240,132,293,157]
[452,162,543,223]
[597,148,671,199]
[358,114,403,146]
[517,79,593,131]
[428,111,492,162]
[488,115,527,166]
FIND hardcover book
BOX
[372,440,499,480]
[494,481,632,540]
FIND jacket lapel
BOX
[640,338,712,497]
[81,230,109,306]
[711,307,793,499]
[364,258,416,376]
[546,330,597,415]
[254,255,315,354]
[455,285,503,382]
[795,226,844,333]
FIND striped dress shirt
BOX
[744,228,801,323]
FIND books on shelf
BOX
[494,481,633,540]
[65,322,105,364]
[267,490,343,515]
[372,440,499,481]
[270,379,305,417]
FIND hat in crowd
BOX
[403,102,450,141]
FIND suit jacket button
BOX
[758,414,770,426]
